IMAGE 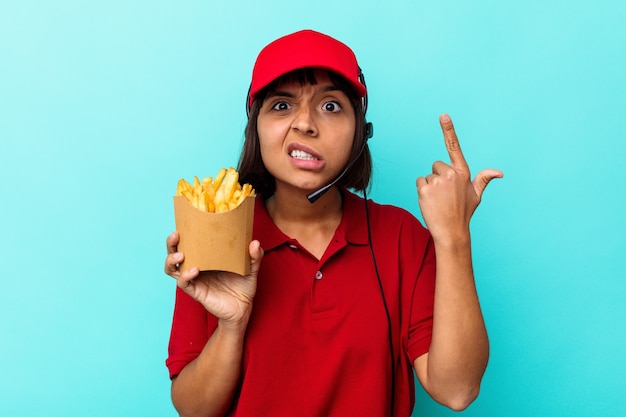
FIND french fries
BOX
[176,167,255,213]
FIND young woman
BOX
[164,29,502,417]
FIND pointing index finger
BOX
[440,114,469,171]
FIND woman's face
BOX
[256,69,356,195]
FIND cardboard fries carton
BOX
[173,195,255,276]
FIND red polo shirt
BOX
[166,190,436,417]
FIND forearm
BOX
[423,235,489,409]
[171,321,248,417]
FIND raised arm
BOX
[414,114,502,410]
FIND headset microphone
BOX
[306,121,373,203]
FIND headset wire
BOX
[363,188,396,417]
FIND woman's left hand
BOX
[416,114,503,244]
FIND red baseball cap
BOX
[248,30,367,108]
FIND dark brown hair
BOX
[237,68,372,198]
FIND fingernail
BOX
[174,252,183,261]
[441,114,450,123]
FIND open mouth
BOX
[290,149,320,161]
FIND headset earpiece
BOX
[358,68,374,141]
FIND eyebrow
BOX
[269,85,341,99]
[268,90,295,99]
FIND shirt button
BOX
[315,270,323,280]
[289,244,298,249]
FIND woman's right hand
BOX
[164,231,264,328]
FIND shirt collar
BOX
[253,196,290,252]
[252,189,370,253]
[336,189,369,245]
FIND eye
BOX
[322,101,341,112]
[271,101,291,111]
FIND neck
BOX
[266,186,344,260]
[266,186,343,227]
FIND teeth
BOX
[290,150,317,160]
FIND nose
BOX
[291,103,318,136]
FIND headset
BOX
[246,68,395,416]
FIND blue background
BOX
[1,1,624,416]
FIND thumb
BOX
[473,169,504,199]
[248,240,264,276]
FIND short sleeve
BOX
[165,286,218,379]
[406,234,436,362]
